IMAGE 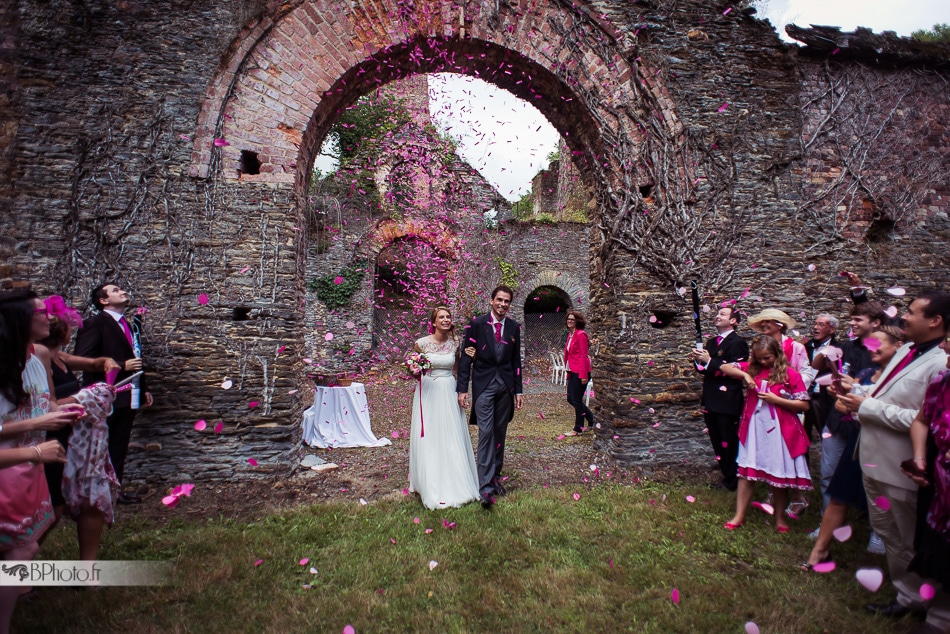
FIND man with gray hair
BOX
[803,314,839,455]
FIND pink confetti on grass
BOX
[833,525,852,542]
[538,411,545,419]
[197,293,209,305]
[671,588,680,604]
[686,495,696,503]
[390,538,396,545]
[745,623,760,634]
[813,561,836,573]
[254,559,263,566]
[425,528,433,534]
[247,458,258,466]
[343,626,356,634]
[413,517,420,524]
[573,493,581,501]
[299,558,309,566]
[161,495,180,507]
[194,419,207,431]
[920,583,936,600]
[428,560,438,571]
[557,434,566,440]
[874,496,891,511]
[392,430,400,438]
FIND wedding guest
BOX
[563,310,594,437]
[0,290,83,633]
[804,314,839,449]
[748,309,812,517]
[802,326,903,571]
[719,335,811,534]
[34,295,120,561]
[904,331,950,634]
[837,290,950,620]
[689,306,749,491]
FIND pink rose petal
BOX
[248,401,259,409]
[745,623,760,634]
[671,588,680,604]
[874,496,891,511]
[428,560,438,571]
[813,561,836,573]
[413,517,420,523]
[213,138,229,147]
[221,379,233,390]
[299,558,309,566]
[247,458,258,466]
[325,332,334,341]
[333,276,344,285]
[343,626,356,634]
[884,305,899,318]
[425,528,433,534]
[161,495,179,507]
[254,559,263,566]
[832,525,852,542]
[886,287,906,297]
[807,264,816,271]
[863,337,882,352]
[194,419,207,431]
[573,493,580,501]
[856,567,883,591]
[214,421,223,434]
[197,293,209,305]
[686,495,695,503]
[920,583,936,601]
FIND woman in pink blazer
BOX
[564,311,594,436]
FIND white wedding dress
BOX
[408,336,480,509]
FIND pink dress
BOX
[735,363,813,490]
[0,355,55,551]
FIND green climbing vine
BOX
[310,260,368,309]
[497,259,518,289]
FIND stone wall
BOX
[3,0,949,483]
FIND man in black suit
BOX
[689,306,749,491]
[457,285,524,508]
[74,283,152,504]
[803,314,838,448]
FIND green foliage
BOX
[545,148,561,165]
[498,259,518,288]
[511,191,533,220]
[533,212,558,225]
[912,23,950,42]
[310,260,367,309]
[328,95,412,167]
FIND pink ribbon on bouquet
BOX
[417,375,425,438]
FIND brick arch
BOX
[355,218,459,262]
[521,269,588,310]
[187,0,687,195]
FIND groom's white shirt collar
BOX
[489,313,506,327]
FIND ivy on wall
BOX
[310,260,368,309]
[497,259,518,289]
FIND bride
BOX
[408,306,480,509]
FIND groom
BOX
[457,285,524,508]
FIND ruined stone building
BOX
[1,0,948,482]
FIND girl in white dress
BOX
[408,307,480,509]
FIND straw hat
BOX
[747,309,797,333]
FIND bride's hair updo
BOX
[428,305,455,337]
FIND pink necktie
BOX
[119,316,134,349]
[494,322,502,343]
[716,335,723,346]
[872,345,917,396]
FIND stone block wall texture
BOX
[2,0,949,483]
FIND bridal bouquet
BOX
[405,351,431,378]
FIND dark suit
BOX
[696,331,748,489]
[74,310,145,483]
[456,313,523,496]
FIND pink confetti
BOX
[213,138,229,147]
[856,568,883,591]
[392,430,400,439]
[178,134,190,140]
[161,495,179,507]
[428,560,438,571]
[886,287,906,297]
[884,306,898,318]
[807,264,816,272]
[221,379,232,390]
[874,496,890,511]
[247,458,258,466]
[833,525,852,542]
[390,538,396,545]
[197,293,209,305]
[248,401,259,409]
[717,102,729,113]
[863,337,882,352]
[630,398,641,404]
[813,561,836,573]
[745,623,760,634]
[686,495,695,503]
[722,7,732,15]
[343,626,356,634]
[333,276,344,285]
[214,421,223,434]
[277,346,286,355]
[557,434,566,440]
[920,583,936,600]
[413,517,420,523]
[299,558,309,566]
[425,528,433,534]
[240,266,250,274]
[538,411,545,419]
[671,588,680,604]
[573,493,580,501]
[325,332,334,341]
[194,419,207,431]
[254,559,263,566]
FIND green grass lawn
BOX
[17,482,905,633]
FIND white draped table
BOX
[301,382,392,449]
